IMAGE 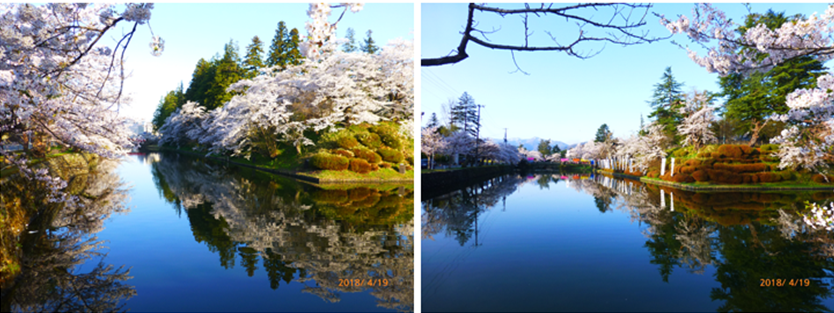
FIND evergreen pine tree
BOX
[427,113,439,128]
[594,124,612,142]
[266,22,303,70]
[360,29,379,54]
[343,27,358,52]
[266,21,289,68]
[243,36,265,78]
[647,67,685,139]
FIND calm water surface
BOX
[422,172,834,312]
[5,152,413,312]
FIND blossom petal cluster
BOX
[678,92,717,149]
[300,3,364,59]
[803,202,834,232]
[660,3,833,76]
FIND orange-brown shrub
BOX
[332,149,354,158]
[370,163,379,171]
[380,162,393,169]
[671,173,695,183]
[352,148,382,163]
[716,144,748,158]
[692,170,709,182]
[707,169,744,184]
[310,153,349,170]
[812,174,834,183]
[647,170,660,178]
[349,158,372,173]
[756,172,783,183]
[713,163,767,173]
[684,159,702,167]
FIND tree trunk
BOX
[748,119,768,146]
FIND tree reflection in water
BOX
[149,153,413,312]
[1,158,135,312]
[422,172,834,312]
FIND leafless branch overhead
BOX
[422,3,669,67]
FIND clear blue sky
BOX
[421,3,832,145]
[119,3,414,123]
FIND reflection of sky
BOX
[422,176,833,312]
[95,155,395,312]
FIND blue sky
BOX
[119,3,414,123]
[421,3,833,145]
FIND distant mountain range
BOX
[489,137,573,151]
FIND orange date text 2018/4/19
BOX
[760,278,811,287]
[338,279,389,287]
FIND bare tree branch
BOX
[422,3,669,67]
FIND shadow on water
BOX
[422,171,834,312]
[1,158,135,312]
[148,152,414,312]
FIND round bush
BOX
[337,136,359,149]
[352,148,382,164]
[378,147,403,163]
[332,149,354,158]
[310,153,349,171]
[355,133,382,149]
[349,158,372,174]
[692,170,709,182]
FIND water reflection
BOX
[1,159,135,312]
[149,152,413,311]
[422,172,834,312]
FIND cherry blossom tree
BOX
[678,90,717,150]
[421,126,446,169]
[1,3,162,201]
[158,101,207,148]
[442,130,475,165]
[158,3,413,158]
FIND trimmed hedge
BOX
[337,136,360,149]
[378,147,403,163]
[310,153,349,171]
[332,149,354,158]
[349,158,372,174]
[356,133,382,149]
[352,148,382,164]
[812,174,834,183]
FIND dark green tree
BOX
[538,139,552,156]
[184,58,216,108]
[152,82,185,131]
[647,67,685,140]
[360,29,379,54]
[720,10,827,146]
[204,40,243,110]
[343,27,358,52]
[266,22,303,70]
[243,36,265,78]
[551,144,561,154]
[594,124,612,142]
[451,92,480,137]
[427,113,439,128]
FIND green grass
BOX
[310,168,413,181]
[641,176,833,189]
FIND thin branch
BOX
[422,2,668,67]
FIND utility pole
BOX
[475,104,484,166]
